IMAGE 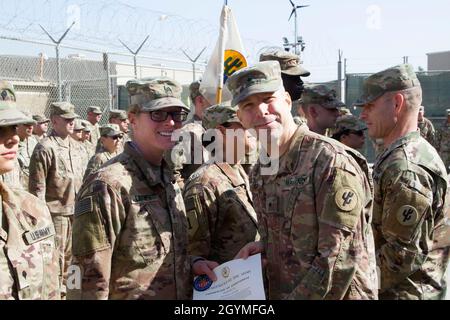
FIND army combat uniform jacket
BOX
[183,162,258,264]
[29,132,85,216]
[435,122,450,170]
[373,131,450,300]
[251,125,378,300]
[417,117,435,146]
[17,136,38,190]
[0,182,60,299]
[70,142,192,300]
[83,148,116,182]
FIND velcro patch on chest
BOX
[23,224,55,245]
[283,175,308,188]
[132,194,159,203]
[74,196,93,217]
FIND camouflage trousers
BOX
[52,215,73,300]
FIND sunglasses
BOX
[147,110,188,123]
[349,130,365,136]
[111,135,123,140]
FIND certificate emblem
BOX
[193,275,213,292]
[221,266,230,278]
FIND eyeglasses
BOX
[111,135,123,140]
[147,110,188,123]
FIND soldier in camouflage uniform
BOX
[85,106,102,145]
[183,103,259,264]
[79,120,96,161]
[331,114,367,150]
[417,106,435,146]
[29,102,85,299]
[165,81,211,188]
[356,64,450,299]
[69,77,218,300]
[0,100,60,300]
[83,124,122,181]
[435,109,450,170]
[109,109,130,151]
[231,61,378,300]
[0,81,21,188]
[17,115,38,190]
[32,114,50,141]
[300,84,343,136]
[259,50,310,126]
[70,119,91,171]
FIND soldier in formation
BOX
[356,64,450,300]
[231,61,378,299]
[331,114,367,150]
[183,103,259,264]
[300,84,343,136]
[417,105,435,145]
[83,123,122,180]
[29,102,85,299]
[70,77,217,300]
[0,100,60,299]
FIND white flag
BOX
[200,5,247,105]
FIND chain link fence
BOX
[0,36,205,123]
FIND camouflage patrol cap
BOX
[0,101,36,127]
[109,109,128,120]
[259,50,310,77]
[354,64,421,106]
[0,80,16,101]
[335,115,367,133]
[73,119,85,131]
[302,84,345,109]
[339,107,352,116]
[50,101,79,119]
[227,61,284,107]
[19,110,36,125]
[126,77,189,112]
[32,114,50,123]
[87,106,102,114]
[100,123,122,137]
[189,80,202,103]
[80,120,92,132]
[202,102,240,130]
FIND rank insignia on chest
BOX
[266,196,279,213]
[132,194,159,203]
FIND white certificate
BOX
[193,254,266,300]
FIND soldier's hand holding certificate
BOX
[193,253,266,300]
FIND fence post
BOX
[103,53,112,111]
[56,44,62,101]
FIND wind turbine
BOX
[288,0,309,54]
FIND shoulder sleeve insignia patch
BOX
[396,205,419,226]
[335,188,358,212]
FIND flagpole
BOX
[216,4,227,104]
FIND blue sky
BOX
[1,0,449,82]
